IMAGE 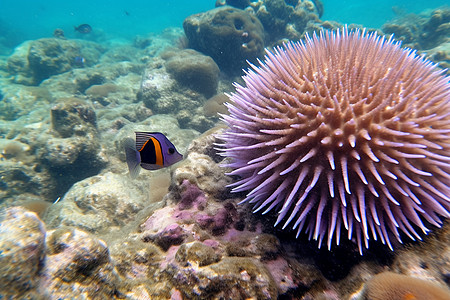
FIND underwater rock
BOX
[0,138,30,160]
[167,256,278,299]
[0,207,46,297]
[40,97,106,195]
[0,84,53,120]
[134,35,153,49]
[0,208,122,298]
[137,59,216,132]
[42,228,120,298]
[50,97,97,138]
[175,241,220,267]
[356,271,450,300]
[44,171,162,234]
[74,72,106,93]
[217,0,323,44]
[163,49,219,98]
[183,6,265,74]
[28,38,82,84]
[0,160,57,205]
[215,0,250,9]
[203,93,229,117]
[41,131,106,198]
[5,40,34,85]
[7,38,104,85]
[100,45,144,64]
[386,222,450,289]
[149,223,187,251]
[109,239,164,280]
[44,138,84,166]
[85,83,118,103]
[172,127,232,199]
[383,7,450,50]
[426,42,450,74]
[173,152,232,200]
[421,7,450,48]
[225,233,281,260]
[108,238,178,298]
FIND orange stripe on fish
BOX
[138,137,164,166]
[149,137,164,166]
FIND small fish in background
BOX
[124,132,183,178]
[73,56,85,67]
[74,24,92,34]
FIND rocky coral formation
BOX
[43,171,162,234]
[0,85,53,120]
[426,42,450,74]
[381,7,450,75]
[1,3,450,299]
[217,0,324,44]
[7,38,105,85]
[354,271,450,300]
[40,97,106,196]
[1,127,450,299]
[0,208,121,298]
[137,57,230,132]
[0,37,154,206]
[382,6,450,50]
[183,6,265,74]
[42,227,120,298]
[0,207,46,298]
[163,49,220,98]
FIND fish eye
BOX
[168,148,175,154]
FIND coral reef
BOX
[85,83,118,101]
[137,57,228,132]
[0,207,46,298]
[163,49,220,98]
[217,0,324,44]
[0,208,121,298]
[41,97,106,196]
[382,7,450,50]
[0,3,450,299]
[0,127,449,299]
[7,38,105,85]
[202,93,229,117]
[183,6,265,74]
[43,171,163,234]
[425,42,450,74]
[42,227,120,299]
[382,7,450,75]
[357,271,450,300]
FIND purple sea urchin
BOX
[220,27,450,253]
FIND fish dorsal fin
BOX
[135,132,157,150]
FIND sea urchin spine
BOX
[220,26,450,253]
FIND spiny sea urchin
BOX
[220,26,450,253]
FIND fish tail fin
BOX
[124,138,141,179]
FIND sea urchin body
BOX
[220,27,450,253]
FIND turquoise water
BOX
[323,0,449,28]
[0,0,214,45]
[1,0,448,46]
[0,0,449,298]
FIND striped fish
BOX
[124,132,183,178]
